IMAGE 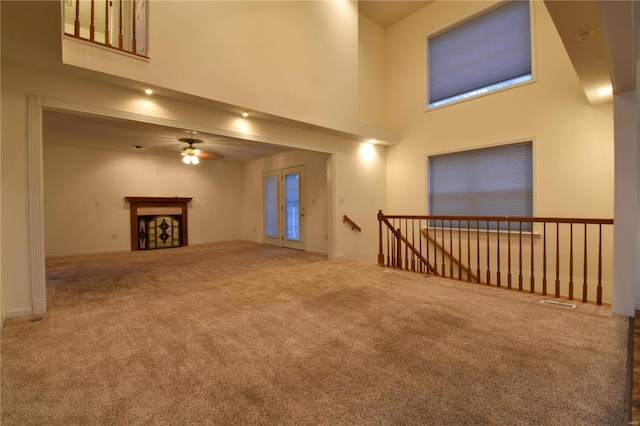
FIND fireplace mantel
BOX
[125,197,192,251]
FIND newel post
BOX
[378,210,385,266]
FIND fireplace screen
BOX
[138,215,182,250]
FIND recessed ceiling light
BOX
[144,87,153,95]
[241,111,249,118]
[596,86,613,96]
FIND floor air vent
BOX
[540,299,577,309]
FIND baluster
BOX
[132,0,138,53]
[449,220,454,277]
[119,0,124,49]
[518,221,523,291]
[405,219,410,270]
[555,222,560,298]
[105,0,111,46]
[426,219,431,274]
[542,222,547,295]
[582,224,588,303]
[476,221,481,283]
[467,222,471,282]
[507,221,512,289]
[417,219,421,272]
[433,220,438,275]
[496,221,501,287]
[569,223,574,300]
[396,226,402,269]
[74,0,81,36]
[485,220,490,284]
[386,226,391,267]
[597,224,603,305]
[530,220,534,293]
[90,0,96,41]
[441,220,446,277]
[377,211,384,266]
[458,220,462,279]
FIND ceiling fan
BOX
[179,137,202,164]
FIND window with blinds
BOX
[428,142,533,230]
[427,1,532,108]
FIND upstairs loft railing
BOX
[377,211,614,305]
[63,0,148,57]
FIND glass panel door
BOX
[263,166,305,250]
[264,170,282,246]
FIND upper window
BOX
[427,1,532,108]
[428,142,533,230]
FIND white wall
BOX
[61,1,363,137]
[43,144,244,256]
[358,13,386,128]
[384,1,614,218]
[241,149,330,255]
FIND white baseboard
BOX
[306,248,328,256]
[5,307,33,319]
[46,247,129,258]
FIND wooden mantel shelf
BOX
[125,196,193,204]
[125,197,193,251]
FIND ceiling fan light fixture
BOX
[178,138,203,165]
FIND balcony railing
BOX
[377,211,614,305]
[63,0,148,57]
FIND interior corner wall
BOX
[358,12,386,128]
[43,144,245,257]
[384,1,614,219]
[241,149,330,255]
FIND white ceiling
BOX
[42,110,292,163]
[359,1,431,28]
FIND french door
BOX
[264,166,305,250]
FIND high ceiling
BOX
[359,1,431,28]
[36,0,618,162]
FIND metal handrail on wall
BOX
[377,211,614,305]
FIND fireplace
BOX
[125,197,192,251]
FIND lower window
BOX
[428,141,533,231]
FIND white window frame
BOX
[426,1,536,111]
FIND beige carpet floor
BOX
[1,241,629,425]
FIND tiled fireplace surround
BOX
[125,197,192,251]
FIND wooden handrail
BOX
[377,211,613,305]
[343,215,362,232]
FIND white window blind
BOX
[428,1,532,108]
[428,142,533,230]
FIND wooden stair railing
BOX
[422,230,480,283]
[378,212,437,275]
[65,0,148,58]
[377,211,614,305]
[343,215,362,232]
